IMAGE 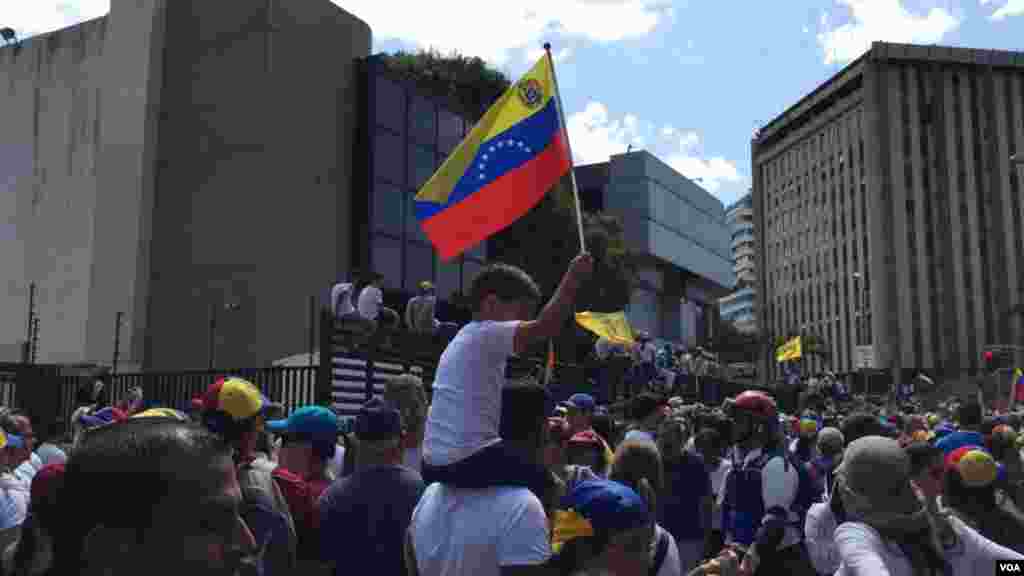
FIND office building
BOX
[351,55,487,317]
[753,41,1024,393]
[576,151,734,347]
[720,193,757,333]
[1,0,371,369]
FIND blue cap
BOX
[567,393,596,412]
[561,479,651,534]
[354,398,403,441]
[266,406,338,440]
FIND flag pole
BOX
[544,42,587,254]
[544,339,555,387]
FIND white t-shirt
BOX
[834,517,1024,576]
[423,321,518,466]
[804,501,839,576]
[410,483,551,576]
[331,282,355,316]
[357,285,384,321]
[653,524,682,576]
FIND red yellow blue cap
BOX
[199,377,267,423]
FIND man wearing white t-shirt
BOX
[357,272,400,336]
[421,254,592,495]
[408,383,554,576]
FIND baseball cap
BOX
[355,398,403,441]
[946,445,1001,488]
[79,406,128,429]
[266,406,338,441]
[566,393,596,412]
[567,430,604,447]
[198,377,269,422]
[552,479,651,553]
[419,281,434,291]
[131,407,188,421]
[0,428,24,450]
[799,418,819,437]
[30,463,65,505]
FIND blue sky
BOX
[9,0,1024,207]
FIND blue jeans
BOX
[421,441,550,500]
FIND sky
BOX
[6,0,1024,208]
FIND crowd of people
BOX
[1,255,1023,575]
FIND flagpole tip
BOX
[543,42,551,52]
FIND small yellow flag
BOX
[575,311,635,345]
[776,336,802,363]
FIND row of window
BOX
[375,76,467,153]
[372,232,485,299]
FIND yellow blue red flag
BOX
[414,54,571,261]
[776,336,802,363]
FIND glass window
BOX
[463,258,484,292]
[375,76,406,134]
[372,234,402,290]
[374,129,405,186]
[405,242,435,292]
[438,109,463,154]
[436,258,461,300]
[373,181,404,236]
[406,188,429,244]
[409,144,437,190]
[410,96,436,146]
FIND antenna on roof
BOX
[626,144,633,154]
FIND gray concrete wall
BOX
[143,0,371,370]
[0,18,111,363]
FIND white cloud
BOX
[5,1,110,38]
[565,101,745,198]
[816,0,959,65]
[341,0,669,65]
[524,46,573,65]
[984,0,1024,20]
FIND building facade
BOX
[576,151,734,347]
[350,55,487,319]
[1,0,372,370]
[720,193,757,333]
[753,42,1024,394]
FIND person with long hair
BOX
[657,418,712,573]
[609,440,681,576]
[942,445,1024,553]
[833,436,1024,575]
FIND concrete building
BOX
[753,41,1024,393]
[575,151,734,347]
[1,0,371,370]
[720,193,757,333]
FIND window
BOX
[375,77,406,134]
[372,234,403,290]
[410,96,436,146]
[409,144,437,190]
[436,258,461,300]
[374,129,405,186]
[405,242,435,292]
[438,109,463,154]
[373,181,404,236]
[406,188,429,244]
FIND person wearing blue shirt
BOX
[935,401,985,454]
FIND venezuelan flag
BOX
[414,54,571,261]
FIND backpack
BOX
[649,528,670,576]
[237,462,298,575]
[750,450,821,538]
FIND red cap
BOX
[568,430,604,446]
[30,463,65,506]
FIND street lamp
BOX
[852,271,869,395]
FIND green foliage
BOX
[379,48,512,120]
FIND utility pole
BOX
[112,312,124,375]
[208,302,218,371]
[22,283,36,363]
